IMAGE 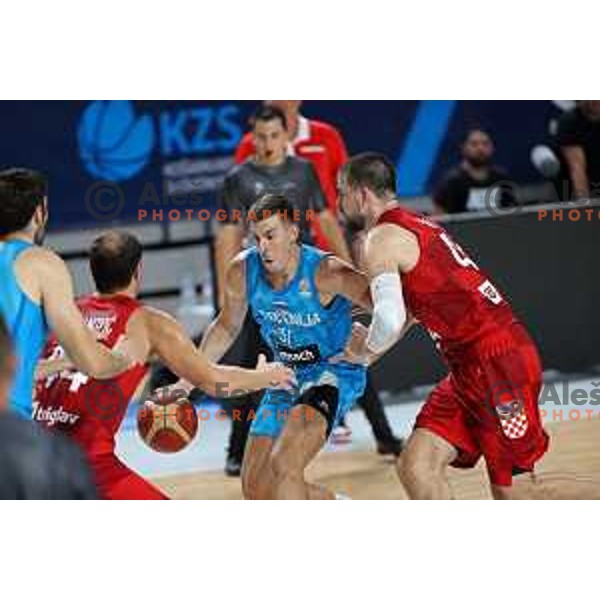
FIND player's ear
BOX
[362,185,375,210]
[134,261,143,284]
[32,201,45,228]
[40,197,49,224]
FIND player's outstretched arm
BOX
[361,224,420,355]
[333,313,418,367]
[164,255,249,394]
[145,308,295,397]
[214,223,245,307]
[200,255,248,362]
[315,255,372,312]
[36,250,137,379]
[35,356,73,381]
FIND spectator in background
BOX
[0,315,97,499]
[216,104,350,302]
[556,100,600,200]
[232,102,403,460]
[235,100,348,250]
[529,102,573,202]
[434,128,514,214]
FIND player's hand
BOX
[35,356,75,381]
[330,322,370,366]
[151,381,194,404]
[256,354,297,390]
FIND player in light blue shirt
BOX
[199,193,379,499]
[0,168,136,418]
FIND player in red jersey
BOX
[34,231,294,500]
[338,152,600,499]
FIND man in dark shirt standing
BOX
[434,128,513,215]
[0,315,97,499]
[556,100,600,200]
[216,105,350,302]
[235,101,350,251]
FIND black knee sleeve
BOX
[295,385,339,437]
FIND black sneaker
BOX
[376,437,404,457]
[225,456,242,477]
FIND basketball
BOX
[137,397,199,453]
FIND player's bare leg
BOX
[270,405,334,500]
[492,472,600,500]
[242,436,276,499]
[397,428,458,499]
[242,426,336,500]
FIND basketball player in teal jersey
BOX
[182,193,383,499]
[0,168,139,418]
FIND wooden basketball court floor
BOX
[152,418,600,500]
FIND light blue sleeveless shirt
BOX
[245,244,352,369]
[0,239,48,417]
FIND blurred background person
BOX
[216,104,350,299]
[556,100,600,200]
[0,168,135,419]
[529,101,573,203]
[0,315,97,499]
[235,100,348,250]
[433,128,516,214]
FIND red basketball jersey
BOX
[376,206,516,361]
[34,294,149,456]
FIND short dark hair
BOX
[250,193,296,222]
[342,152,397,197]
[0,168,47,236]
[462,127,491,145]
[251,105,287,131]
[89,231,143,294]
[0,314,13,378]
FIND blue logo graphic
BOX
[78,101,154,181]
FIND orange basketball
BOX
[137,397,198,453]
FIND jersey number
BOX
[439,233,479,270]
[439,233,503,305]
[43,345,89,392]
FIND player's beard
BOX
[344,213,367,233]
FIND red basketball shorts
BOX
[415,323,549,487]
[89,453,168,500]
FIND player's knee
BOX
[398,453,423,488]
[398,451,443,490]
[270,446,302,483]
